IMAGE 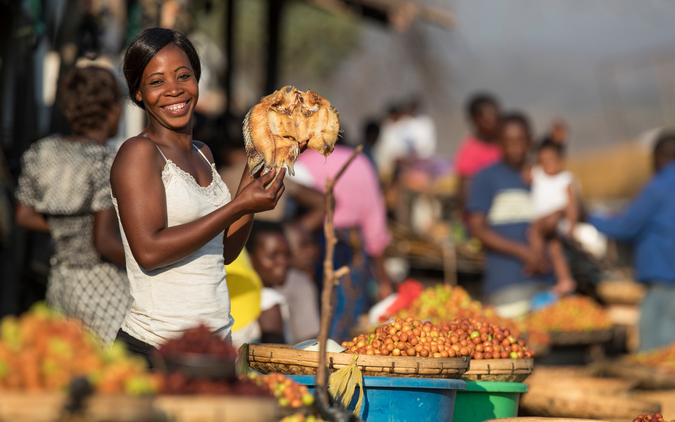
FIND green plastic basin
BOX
[453,381,528,422]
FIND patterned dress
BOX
[15,135,131,345]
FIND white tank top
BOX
[112,143,234,348]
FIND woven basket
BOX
[485,418,612,422]
[526,376,636,396]
[601,360,675,390]
[461,358,533,382]
[0,393,156,422]
[549,330,613,346]
[154,395,278,422]
[247,344,470,378]
[520,388,660,420]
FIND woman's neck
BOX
[144,120,194,152]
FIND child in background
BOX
[529,140,578,297]
[247,222,320,344]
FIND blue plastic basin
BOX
[288,375,466,422]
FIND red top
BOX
[454,135,502,177]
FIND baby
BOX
[528,140,578,296]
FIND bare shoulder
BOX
[112,136,162,170]
[193,140,216,163]
[110,136,165,191]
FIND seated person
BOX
[467,113,557,318]
[247,221,320,344]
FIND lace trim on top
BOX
[161,160,230,207]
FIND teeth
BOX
[165,102,187,111]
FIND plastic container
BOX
[288,375,465,422]
[453,381,527,422]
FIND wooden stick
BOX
[315,145,364,402]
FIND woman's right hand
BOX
[235,167,286,214]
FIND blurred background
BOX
[1,0,675,329]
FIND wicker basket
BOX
[525,376,636,396]
[520,388,660,420]
[601,360,675,390]
[0,393,156,422]
[597,279,645,305]
[461,358,533,382]
[549,330,613,346]
[154,395,277,422]
[247,344,470,378]
[485,418,612,422]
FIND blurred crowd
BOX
[1,1,674,355]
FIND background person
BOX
[588,133,675,351]
[455,93,502,214]
[295,143,393,342]
[14,66,131,345]
[247,221,320,344]
[467,113,553,318]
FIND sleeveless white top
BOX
[112,143,234,348]
[531,166,574,219]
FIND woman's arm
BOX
[15,203,50,232]
[110,137,285,271]
[93,208,125,267]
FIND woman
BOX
[111,28,287,360]
[15,66,131,345]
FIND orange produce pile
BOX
[249,372,314,408]
[633,413,674,422]
[343,316,534,359]
[526,295,612,333]
[390,284,550,347]
[628,342,675,373]
[0,303,159,394]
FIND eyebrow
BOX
[146,66,191,79]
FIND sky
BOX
[323,0,675,156]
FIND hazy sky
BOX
[325,0,675,155]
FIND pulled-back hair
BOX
[122,28,201,109]
[60,66,121,134]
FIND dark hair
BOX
[364,120,380,141]
[122,28,201,109]
[538,138,565,156]
[466,93,499,119]
[654,131,675,160]
[246,221,287,253]
[60,66,121,133]
[499,112,532,137]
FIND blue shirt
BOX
[468,161,554,295]
[590,162,675,284]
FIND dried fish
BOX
[242,86,340,179]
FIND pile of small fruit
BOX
[341,316,534,359]
[249,372,314,408]
[526,295,612,333]
[389,284,552,346]
[0,303,159,394]
[633,413,674,422]
[392,285,483,324]
[628,342,675,373]
[157,324,238,359]
[157,324,271,396]
[161,372,269,396]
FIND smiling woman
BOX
[110,28,289,365]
